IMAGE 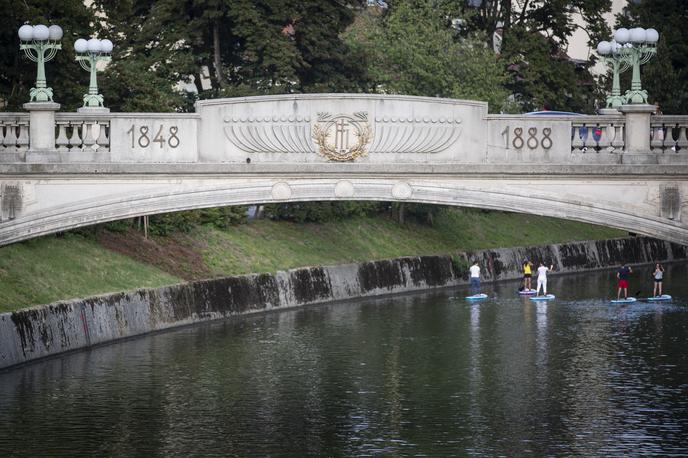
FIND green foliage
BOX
[501,26,599,113]
[198,206,247,229]
[344,1,510,111]
[92,0,366,111]
[265,201,381,223]
[103,218,135,233]
[0,0,96,110]
[616,0,688,114]
[149,210,201,236]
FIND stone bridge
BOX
[0,94,687,245]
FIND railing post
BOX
[618,104,655,163]
[23,102,60,162]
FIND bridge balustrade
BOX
[650,115,688,154]
[0,113,30,162]
[55,113,110,160]
[0,96,685,165]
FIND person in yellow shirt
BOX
[522,258,534,291]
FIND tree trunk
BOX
[213,20,223,90]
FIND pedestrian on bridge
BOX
[616,264,633,300]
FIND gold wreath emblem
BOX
[312,119,372,162]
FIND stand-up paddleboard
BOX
[465,293,488,301]
[518,289,537,296]
[645,295,672,302]
[611,297,636,304]
[530,294,555,301]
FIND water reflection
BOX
[1,264,687,456]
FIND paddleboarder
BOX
[653,263,665,297]
[616,264,633,300]
[469,260,481,296]
[536,262,554,297]
[522,259,534,291]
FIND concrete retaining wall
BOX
[1,237,685,370]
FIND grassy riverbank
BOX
[0,209,625,312]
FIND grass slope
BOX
[0,235,179,313]
[200,210,624,275]
[0,210,625,311]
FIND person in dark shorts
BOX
[616,264,633,300]
[653,263,665,297]
[522,259,533,291]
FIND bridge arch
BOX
[1,171,686,246]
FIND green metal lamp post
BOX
[18,24,63,102]
[596,40,630,109]
[613,27,658,104]
[74,38,113,109]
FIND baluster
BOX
[96,121,110,152]
[68,122,83,150]
[650,124,665,152]
[56,122,70,152]
[663,125,675,153]
[571,125,584,153]
[82,121,96,151]
[0,123,6,153]
[598,123,612,153]
[4,123,18,152]
[16,122,29,154]
[677,125,688,152]
[611,123,624,152]
[582,124,597,152]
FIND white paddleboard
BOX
[530,294,555,301]
[465,293,488,301]
[611,297,637,304]
[646,295,672,302]
[518,289,537,296]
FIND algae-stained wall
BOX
[0,237,684,370]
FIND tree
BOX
[344,0,511,112]
[435,0,611,113]
[0,0,96,111]
[93,0,367,112]
[616,0,688,114]
[500,25,600,113]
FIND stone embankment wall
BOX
[1,237,685,370]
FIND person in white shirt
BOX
[469,261,481,295]
[536,262,554,296]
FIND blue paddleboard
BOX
[645,295,672,302]
[611,297,636,304]
[465,293,488,301]
[530,294,555,301]
[518,289,537,296]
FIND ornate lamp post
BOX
[613,27,659,104]
[596,40,631,109]
[18,24,63,102]
[74,37,113,109]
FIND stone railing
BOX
[1,95,686,165]
[55,113,111,161]
[485,114,627,163]
[650,115,688,154]
[571,115,625,153]
[0,113,30,162]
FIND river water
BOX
[1,264,687,456]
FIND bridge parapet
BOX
[650,115,688,155]
[0,94,686,165]
[0,113,30,163]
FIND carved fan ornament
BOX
[312,112,372,162]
